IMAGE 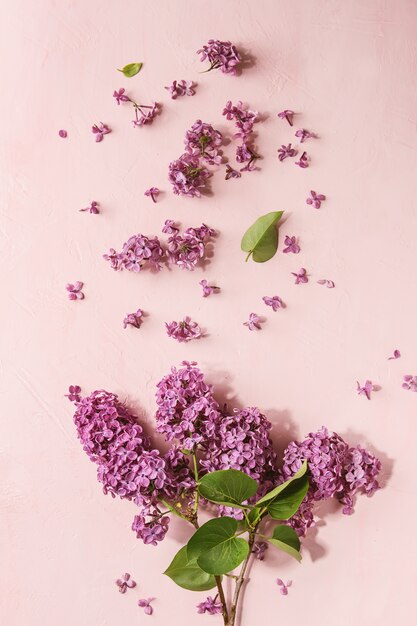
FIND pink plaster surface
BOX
[1,1,417,624]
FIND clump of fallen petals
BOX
[200,279,219,297]
[165,317,202,342]
[103,234,164,272]
[278,143,297,162]
[123,309,144,329]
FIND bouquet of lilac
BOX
[70,362,381,625]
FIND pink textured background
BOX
[1,1,417,624]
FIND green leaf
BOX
[267,475,309,520]
[117,62,143,77]
[187,517,249,575]
[198,469,258,509]
[163,546,217,591]
[256,460,308,506]
[266,525,302,562]
[241,211,284,263]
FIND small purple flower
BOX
[283,235,300,254]
[144,187,160,203]
[291,268,308,284]
[276,579,292,596]
[295,128,317,143]
[200,279,219,298]
[138,598,155,615]
[58,129,67,138]
[388,349,401,360]
[243,313,262,331]
[123,309,144,329]
[65,385,81,403]
[66,281,84,300]
[197,40,241,75]
[402,375,417,392]
[92,123,111,142]
[262,296,283,311]
[225,164,241,180]
[168,153,210,198]
[357,380,373,400]
[165,317,202,342]
[113,88,131,105]
[277,143,297,161]
[295,151,309,168]
[196,596,223,615]
[165,79,196,99]
[103,234,164,272]
[80,201,100,214]
[115,573,136,594]
[132,102,161,127]
[161,219,179,235]
[252,541,268,560]
[317,279,335,288]
[277,110,294,126]
[306,190,326,209]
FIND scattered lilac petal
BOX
[388,349,401,360]
[295,151,309,168]
[166,317,202,342]
[123,309,144,329]
[165,80,196,99]
[262,296,283,311]
[276,578,292,595]
[277,110,294,126]
[225,164,241,180]
[80,201,100,214]
[291,268,308,284]
[115,573,136,594]
[92,123,111,142]
[357,380,373,400]
[295,128,317,143]
[252,541,268,560]
[402,375,417,392]
[65,385,82,403]
[58,129,67,138]
[200,279,219,298]
[277,143,297,162]
[283,235,300,254]
[196,596,223,615]
[66,281,85,300]
[138,598,155,615]
[243,313,262,331]
[306,190,326,209]
[144,187,160,203]
[317,279,335,288]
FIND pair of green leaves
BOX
[241,211,284,262]
[117,62,143,77]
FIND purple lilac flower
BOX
[184,120,223,165]
[277,110,294,126]
[144,187,160,203]
[388,349,401,360]
[295,151,309,168]
[132,508,170,545]
[113,88,130,104]
[58,129,67,138]
[197,40,241,75]
[113,88,161,127]
[306,190,326,209]
[291,268,308,284]
[222,100,260,171]
[115,573,136,594]
[92,123,111,142]
[200,279,218,297]
[317,279,335,288]
[168,153,210,197]
[123,309,144,329]
[80,201,99,214]
[138,598,155,615]
[276,579,292,596]
[262,296,283,311]
[283,235,300,254]
[243,313,262,331]
[66,281,84,300]
[162,219,179,235]
[165,80,196,99]
[402,375,417,392]
[357,380,373,400]
[237,143,260,171]
[65,385,82,403]
[103,234,164,272]
[197,596,223,615]
[252,541,268,560]
[277,144,297,162]
[165,317,202,342]
[295,128,317,143]
[166,223,215,270]
[225,164,241,180]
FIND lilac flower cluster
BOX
[168,153,210,198]
[165,221,215,270]
[223,100,260,171]
[165,317,202,343]
[113,88,160,127]
[280,426,381,536]
[123,309,144,329]
[103,234,164,272]
[197,39,241,75]
[197,596,223,615]
[185,120,223,165]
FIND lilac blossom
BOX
[277,109,294,126]
[295,128,317,143]
[291,268,308,284]
[144,187,160,203]
[237,143,260,171]
[402,375,417,392]
[138,598,155,615]
[357,380,373,400]
[58,129,67,138]
[165,317,202,342]
[113,88,130,104]
[184,120,223,165]
[243,313,262,331]
[388,349,401,360]
[123,309,144,329]
[295,151,309,168]
[317,279,335,288]
[115,573,136,594]
[225,164,241,180]
[197,40,241,75]
[306,190,326,209]
[161,219,179,235]
[222,100,260,171]
[103,234,164,272]
[80,201,99,214]
[66,281,84,300]
[252,541,268,560]
[132,508,170,546]
[65,385,81,403]
[283,235,300,254]
[276,579,292,596]
[197,596,223,615]
[200,279,218,297]
[92,123,111,142]
[113,87,160,126]
[168,153,210,197]
[262,296,283,311]
[166,223,215,270]
[165,80,196,99]
[277,143,297,162]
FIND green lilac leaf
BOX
[256,460,308,506]
[163,546,217,591]
[266,525,302,562]
[117,62,143,77]
[187,517,249,575]
[198,469,258,509]
[267,475,309,520]
[241,211,284,263]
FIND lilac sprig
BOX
[113,88,160,127]
[166,222,215,270]
[165,317,202,342]
[168,153,210,198]
[402,375,417,392]
[184,120,223,165]
[103,234,164,273]
[223,100,260,171]
[197,40,241,75]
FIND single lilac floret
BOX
[276,579,292,596]
[283,235,300,254]
[262,296,283,311]
[295,151,309,168]
[66,281,84,300]
[388,349,401,360]
[92,123,111,142]
[144,187,160,203]
[168,153,210,198]
[138,598,155,615]
[306,190,326,209]
[80,201,99,214]
[197,596,223,615]
[295,128,317,142]
[243,313,262,331]
[123,309,144,329]
[278,144,297,161]
[200,279,218,297]
[357,380,373,400]
[277,110,294,126]
[291,268,308,284]
[115,573,136,594]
